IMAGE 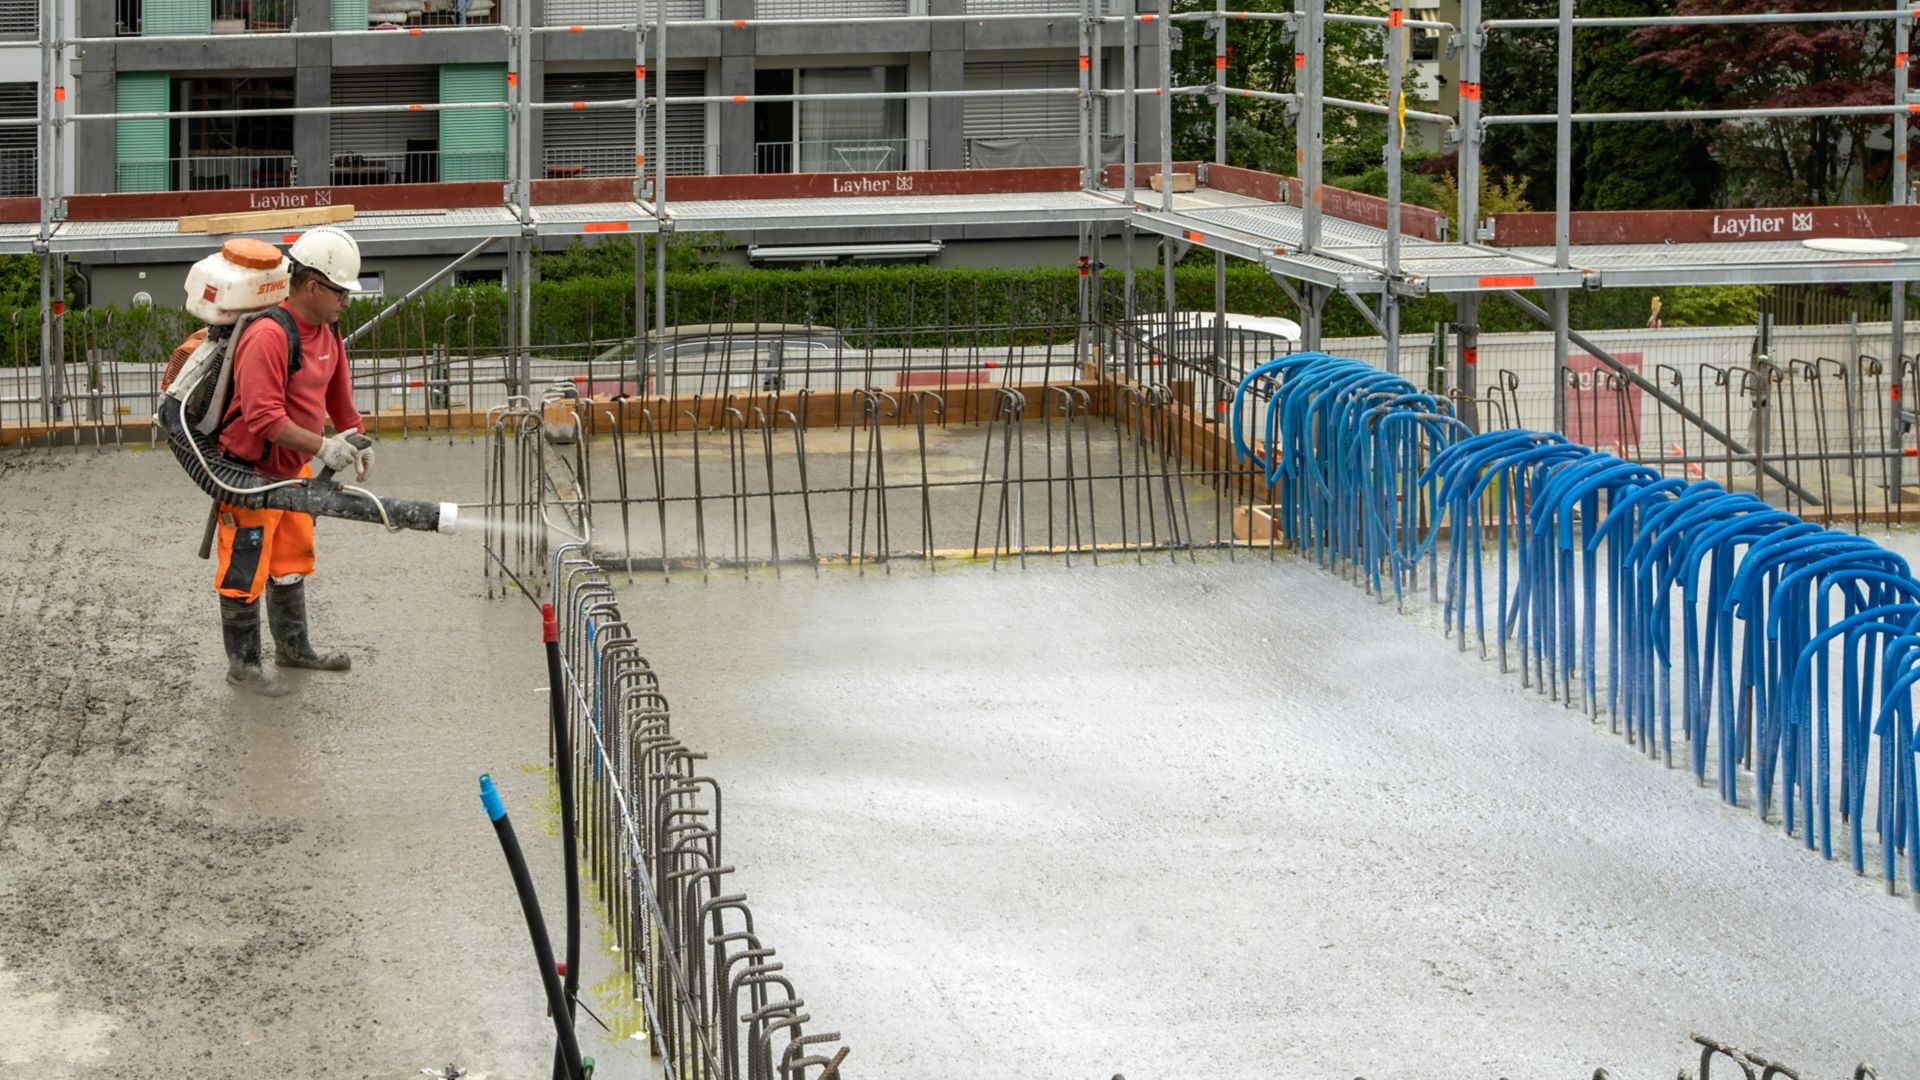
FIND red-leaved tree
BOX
[1630,0,1897,205]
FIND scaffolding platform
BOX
[660,188,1132,232]
[1130,179,1920,295]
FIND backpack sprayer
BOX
[154,237,458,538]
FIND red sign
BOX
[1489,204,1920,247]
[1563,351,1643,455]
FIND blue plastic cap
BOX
[480,773,507,821]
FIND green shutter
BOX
[438,64,507,182]
[332,0,368,31]
[141,0,210,35]
[115,72,169,193]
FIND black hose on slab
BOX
[544,604,582,1080]
[479,774,586,1080]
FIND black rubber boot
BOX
[266,580,351,672]
[221,596,291,697]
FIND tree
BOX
[1631,0,1893,205]
[1479,0,1561,207]
[1168,0,1390,174]
[1479,0,1719,210]
[1576,0,1721,209]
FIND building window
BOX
[963,60,1082,168]
[0,0,35,35]
[544,68,708,178]
[757,66,909,174]
[331,68,439,185]
[177,76,296,190]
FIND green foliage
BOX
[1328,153,1447,212]
[1631,0,1891,205]
[1169,0,1393,174]
[1657,285,1769,328]
[535,230,730,282]
[1433,168,1534,217]
[1576,0,1720,210]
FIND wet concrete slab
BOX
[616,554,1920,1079]
[12,428,1920,1079]
[0,438,643,1080]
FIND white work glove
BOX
[351,442,375,483]
[316,433,359,475]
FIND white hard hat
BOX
[288,225,361,291]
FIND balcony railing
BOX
[116,0,292,35]
[754,138,923,174]
[328,149,511,185]
[368,0,500,28]
[212,0,288,32]
[115,154,298,192]
[541,144,712,180]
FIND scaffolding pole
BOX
[1895,0,1910,510]
[1454,0,1482,429]
[1550,0,1572,434]
[1299,0,1324,253]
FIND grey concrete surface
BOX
[0,438,644,1079]
[12,429,1920,1079]
[617,555,1920,1079]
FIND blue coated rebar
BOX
[1235,354,1920,905]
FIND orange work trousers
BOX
[214,464,317,603]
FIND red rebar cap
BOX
[542,603,558,643]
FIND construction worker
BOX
[212,226,374,696]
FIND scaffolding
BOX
[11,0,1920,511]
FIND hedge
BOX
[1,264,1773,368]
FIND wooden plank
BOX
[1232,504,1285,546]
[181,204,357,235]
[1150,172,1198,194]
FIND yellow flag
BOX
[1397,91,1407,149]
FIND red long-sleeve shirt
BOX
[217,303,362,479]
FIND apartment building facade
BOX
[53,0,1168,303]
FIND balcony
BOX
[542,144,712,180]
[754,138,923,175]
[115,154,297,192]
[367,0,499,29]
[113,0,498,34]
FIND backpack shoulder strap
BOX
[261,304,303,377]
[212,307,304,456]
